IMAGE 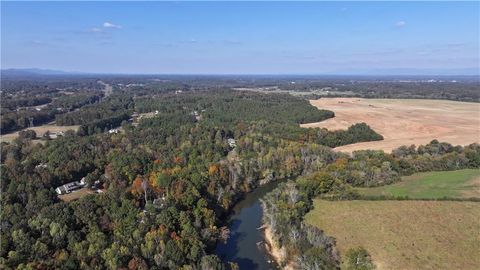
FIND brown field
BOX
[0,124,79,143]
[305,200,480,270]
[301,98,480,153]
[58,188,96,202]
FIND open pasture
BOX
[357,169,480,199]
[0,124,79,143]
[305,199,480,270]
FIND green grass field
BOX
[305,199,480,270]
[357,169,480,199]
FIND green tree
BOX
[345,247,375,270]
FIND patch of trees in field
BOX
[315,123,383,148]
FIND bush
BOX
[345,247,375,270]
[18,129,37,140]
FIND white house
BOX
[55,178,86,195]
[227,138,237,148]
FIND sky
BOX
[1,1,479,74]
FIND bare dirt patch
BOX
[302,98,480,153]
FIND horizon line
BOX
[2,68,479,77]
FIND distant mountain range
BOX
[1,67,478,77]
[1,68,86,77]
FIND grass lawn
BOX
[58,188,95,202]
[0,124,79,143]
[305,199,480,270]
[357,169,480,199]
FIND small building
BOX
[35,163,48,169]
[227,138,237,148]
[108,128,119,134]
[55,177,87,195]
[55,181,83,195]
[48,131,65,139]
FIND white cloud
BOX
[90,27,102,33]
[103,22,122,29]
[395,21,406,27]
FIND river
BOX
[215,180,282,269]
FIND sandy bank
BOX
[263,225,295,270]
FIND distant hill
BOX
[1,68,85,77]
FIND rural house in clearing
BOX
[228,138,237,148]
[55,178,86,195]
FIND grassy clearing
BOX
[305,199,480,270]
[58,188,96,202]
[0,124,79,143]
[357,169,480,199]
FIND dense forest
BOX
[1,75,479,269]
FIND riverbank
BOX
[263,225,295,270]
[215,179,287,269]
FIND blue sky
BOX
[1,1,479,74]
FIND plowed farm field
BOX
[301,98,480,153]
